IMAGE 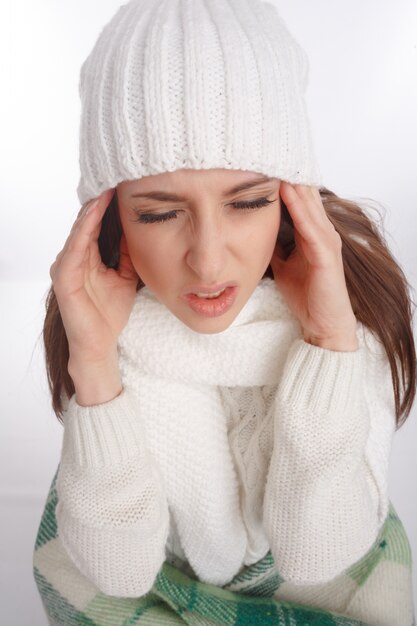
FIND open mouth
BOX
[193,288,226,299]
[183,286,237,317]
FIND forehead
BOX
[118,168,276,198]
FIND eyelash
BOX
[134,197,275,224]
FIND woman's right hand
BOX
[50,189,139,397]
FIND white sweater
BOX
[55,279,396,598]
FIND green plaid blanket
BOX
[33,466,415,625]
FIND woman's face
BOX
[117,168,281,334]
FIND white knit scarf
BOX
[117,277,302,585]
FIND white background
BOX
[1,1,416,623]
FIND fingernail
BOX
[85,199,99,216]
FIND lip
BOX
[181,286,238,318]
[182,281,238,296]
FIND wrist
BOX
[68,344,119,372]
[68,351,122,406]
[303,331,358,352]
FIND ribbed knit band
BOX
[77,0,322,205]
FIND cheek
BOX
[122,224,178,279]
[247,209,281,261]
[119,215,150,270]
[125,233,156,269]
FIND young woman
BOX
[33,0,416,624]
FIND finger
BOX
[293,183,322,201]
[68,198,97,239]
[280,182,338,246]
[278,185,342,270]
[62,189,114,255]
[59,198,111,274]
[118,233,139,281]
[270,245,307,291]
[292,184,323,206]
[60,199,99,261]
[77,199,94,218]
[282,183,329,226]
[70,189,114,235]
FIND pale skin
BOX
[49,168,358,407]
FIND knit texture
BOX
[44,277,415,623]
[33,467,415,625]
[77,0,322,205]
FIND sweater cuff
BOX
[62,387,147,467]
[278,335,365,415]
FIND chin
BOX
[177,310,237,335]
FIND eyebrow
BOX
[130,175,274,201]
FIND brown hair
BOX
[43,188,416,427]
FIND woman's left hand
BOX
[270,182,358,351]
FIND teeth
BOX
[194,288,225,298]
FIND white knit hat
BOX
[77,0,322,205]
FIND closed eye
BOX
[133,196,276,224]
[232,197,275,210]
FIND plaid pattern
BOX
[33,465,415,625]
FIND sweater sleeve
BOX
[55,386,170,598]
[262,323,396,585]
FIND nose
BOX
[185,215,227,282]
